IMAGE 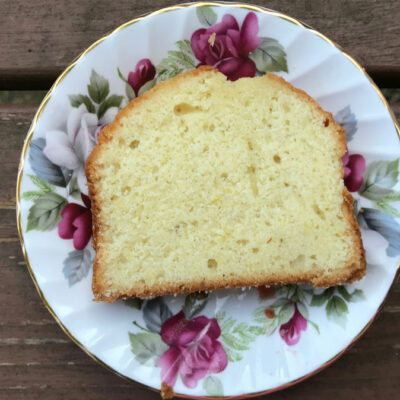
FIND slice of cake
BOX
[86,66,366,302]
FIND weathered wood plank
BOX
[0,0,399,89]
[0,102,399,399]
[0,105,36,204]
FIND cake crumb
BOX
[161,382,175,399]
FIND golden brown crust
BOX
[86,67,366,303]
[94,269,365,303]
[340,188,367,282]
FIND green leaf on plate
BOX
[221,331,251,352]
[252,307,280,335]
[359,158,399,201]
[22,174,55,201]
[117,67,128,83]
[62,247,93,286]
[167,49,196,70]
[252,307,266,323]
[68,94,96,113]
[125,83,136,101]
[156,40,196,83]
[97,94,124,119]
[349,288,365,302]
[29,174,55,193]
[224,347,242,362]
[26,192,67,232]
[326,295,348,328]
[138,79,157,96]
[216,312,265,362]
[156,62,184,83]
[278,302,295,325]
[249,37,288,73]
[375,199,400,218]
[308,320,320,334]
[176,39,194,55]
[129,331,168,366]
[22,191,45,202]
[270,298,291,309]
[265,316,279,335]
[202,375,224,397]
[87,70,110,104]
[183,291,208,319]
[274,284,297,298]
[310,287,335,306]
[337,285,351,301]
[196,6,218,26]
[337,286,365,302]
[124,298,144,310]
[380,190,400,202]
[295,287,307,304]
[337,286,365,303]
[296,302,309,319]
[142,298,173,333]
[67,176,81,200]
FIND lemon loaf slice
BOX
[86,66,366,302]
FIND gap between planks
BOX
[1,66,400,90]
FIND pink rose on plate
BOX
[43,104,117,193]
[191,12,261,81]
[128,58,156,96]
[279,304,307,346]
[58,193,92,250]
[342,150,366,192]
[158,311,228,388]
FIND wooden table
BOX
[1,1,399,399]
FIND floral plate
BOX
[17,2,400,398]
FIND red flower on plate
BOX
[128,58,156,96]
[158,311,228,389]
[191,12,261,81]
[342,150,366,192]
[58,193,92,250]
[279,304,307,346]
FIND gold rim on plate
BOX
[15,2,400,398]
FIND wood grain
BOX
[0,102,399,399]
[0,0,400,89]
